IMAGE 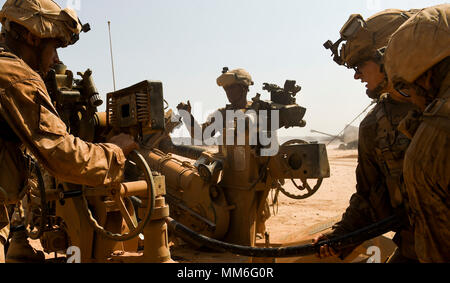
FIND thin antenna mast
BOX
[108,21,117,91]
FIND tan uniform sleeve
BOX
[329,111,393,258]
[403,88,450,262]
[0,78,125,188]
[330,137,380,236]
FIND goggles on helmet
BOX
[324,14,367,68]
[68,18,90,46]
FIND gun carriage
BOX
[22,65,332,262]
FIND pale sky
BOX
[3,0,444,138]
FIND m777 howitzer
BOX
[90,76,396,262]
[148,84,398,263]
[22,67,399,263]
[21,64,173,263]
[149,80,331,247]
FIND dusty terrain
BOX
[31,144,395,263]
[266,146,359,243]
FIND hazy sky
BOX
[5,0,443,137]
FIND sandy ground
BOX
[266,146,359,243]
[30,144,395,263]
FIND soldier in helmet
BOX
[177,68,271,239]
[177,67,254,141]
[383,4,450,263]
[0,0,138,262]
[313,9,420,262]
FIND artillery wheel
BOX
[277,139,324,200]
[81,150,155,241]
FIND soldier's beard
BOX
[366,76,387,100]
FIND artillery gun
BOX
[18,67,400,263]
[21,64,172,262]
[140,79,396,263]
[150,80,331,246]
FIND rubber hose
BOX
[165,215,400,258]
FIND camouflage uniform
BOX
[181,68,255,139]
[179,68,270,237]
[216,68,270,238]
[384,4,450,262]
[401,80,450,262]
[330,94,418,260]
[0,46,126,218]
[324,9,419,261]
[0,0,127,261]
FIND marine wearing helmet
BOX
[178,67,254,117]
[176,67,254,140]
[314,9,420,263]
[0,0,84,47]
[383,3,450,263]
[0,0,137,262]
[176,67,271,238]
[324,9,417,99]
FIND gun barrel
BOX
[311,130,343,140]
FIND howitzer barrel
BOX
[142,149,200,191]
[139,148,230,240]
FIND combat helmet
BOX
[324,9,418,69]
[217,67,254,88]
[384,4,450,94]
[0,0,90,47]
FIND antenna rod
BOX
[108,21,117,91]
